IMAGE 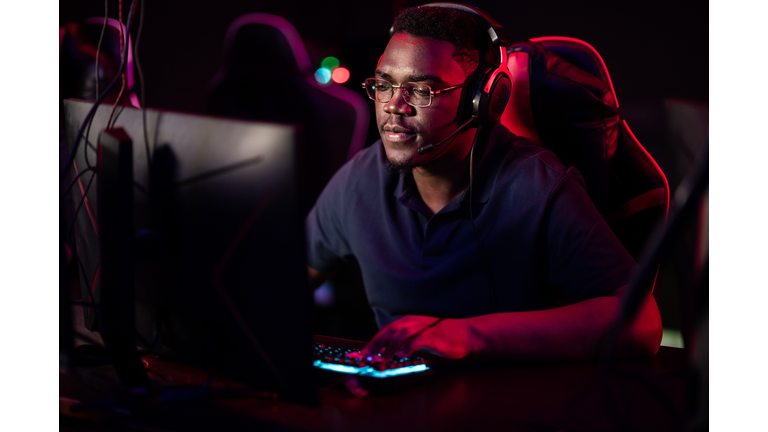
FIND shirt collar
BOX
[395,173,434,218]
[389,122,516,213]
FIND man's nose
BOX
[383,88,413,115]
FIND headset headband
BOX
[389,2,510,66]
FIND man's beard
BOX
[386,158,417,176]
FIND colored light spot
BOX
[331,67,350,84]
[321,56,340,70]
[314,67,331,84]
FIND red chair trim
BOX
[502,50,543,145]
[622,119,671,220]
[530,36,619,108]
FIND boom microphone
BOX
[417,115,477,155]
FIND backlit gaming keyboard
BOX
[312,335,434,393]
[313,341,429,378]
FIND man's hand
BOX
[359,285,662,364]
[361,315,474,362]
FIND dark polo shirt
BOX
[306,123,636,329]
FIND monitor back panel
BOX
[63,99,316,404]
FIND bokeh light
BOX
[331,67,350,84]
[314,67,331,84]
[321,56,340,70]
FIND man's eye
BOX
[376,82,392,91]
[412,88,431,97]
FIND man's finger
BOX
[361,325,396,358]
[362,318,407,357]
[395,336,423,359]
[378,327,418,362]
[361,316,439,361]
[363,321,418,360]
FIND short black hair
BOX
[391,6,495,78]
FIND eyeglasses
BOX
[362,78,465,108]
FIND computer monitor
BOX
[62,99,317,405]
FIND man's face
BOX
[375,34,468,169]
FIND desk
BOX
[60,344,686,431]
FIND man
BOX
[306,5,661,363]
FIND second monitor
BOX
[63,99,317,405]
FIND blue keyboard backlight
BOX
[313,360,429,378]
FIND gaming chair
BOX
[501,37,669,291]
[207,14,370,213]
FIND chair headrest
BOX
[502,39,621,212]
[221,14,312,76]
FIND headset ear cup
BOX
[469,69,512,126]
[467,65,493,122]
[485,73,511,123]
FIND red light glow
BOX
[331,67,350,84]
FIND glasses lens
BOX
[402,83,432,107]
[366,78,393,103]
[364,79,432,107]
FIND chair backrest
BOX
[207,14,369,212]
[501,37,669,290]
[81,18,141,108]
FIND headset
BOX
[389,2,512,154]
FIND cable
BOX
[106,0,141,131]
[64,2,145,396]
[134,0,152,165]
[467,125,497,312]
[60,0,138,183]
[84,1,109,172]
[84,19,107,171]
[83,113,97,170]
[65,170,97,241]
[61,166,96,198]
[61,6,134,287]
[94,0,108,100]
[106,0,127,128]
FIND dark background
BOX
[60,0,709,338]
[59,0,708,118]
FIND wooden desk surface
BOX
[60,345,686,432]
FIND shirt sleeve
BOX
[305,164,354,273]
[543,167,638,303]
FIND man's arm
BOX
[361,285,662,363]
